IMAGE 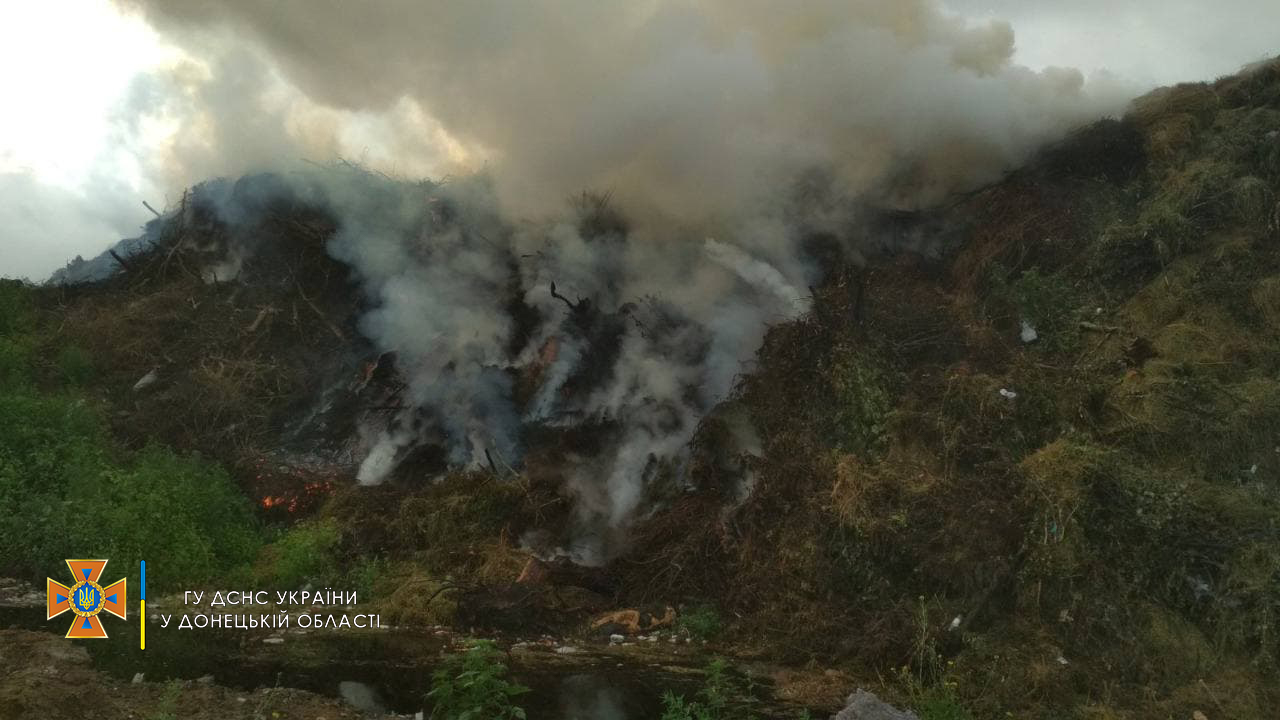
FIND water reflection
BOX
[557,673,634,720]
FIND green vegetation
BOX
[987,265,1082,352]
[0,281,261,590]
[828,352,895,457]
[426,639,529,720]
[660,659,812,720]
[659,659,749,720]
[144,680,182,720]
[255,519,342,588]
[677,603,724,641]
[896,598,974,720]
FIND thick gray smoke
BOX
[112,1,1130,560]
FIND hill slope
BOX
[5,58,1280,719]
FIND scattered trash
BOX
[1020,319,1038,343]
[554,645,579,655]
[196,674,214,684]
[131,672,144,684]
[947,615,962,632]
[132,369,159,392]
[999,388,1017,400]
[1056,655,1069,666]
[608,634,625,645]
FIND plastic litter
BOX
[132,368,159,392]
[1020,319,1038,343]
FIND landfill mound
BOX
[23,57,1280,718]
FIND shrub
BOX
[660,659,741,720]
[426,639,528,720]
[258,520,342,589]
[0,394,263,588]
[0,282,262,589]
[988,266,1081,352]
[827,353,894,458]
[678,603,724,641]
[55,345,95,386]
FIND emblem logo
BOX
[48,559,127,639]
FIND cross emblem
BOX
[47,559,127,639]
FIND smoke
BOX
[110,1,1132,558]
[117,0,1129,211]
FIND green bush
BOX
[0,281,262,589]
[660,659,740,720]
[0,279,33,336]
[426,639,528,720]
[828,354,894,458]
[988,266,1081,351]
[55,345,94,386]
[677,603,724,641]
[259,520,343,589]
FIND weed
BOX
[988,265,1081,352]
[54,345,95,386]
[828,353,894,458]
[660,659,752,720]
[145,680,181,720]
[678,603,724,641]
[426,639,529,720]
[258,520,342,589]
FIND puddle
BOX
[1,607,758,718]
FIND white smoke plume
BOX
[109,1,1132,558]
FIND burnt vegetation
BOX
[7,58,1280,719]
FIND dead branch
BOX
[294,278,346,343]
[108,250,134,273]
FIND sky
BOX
[1,0,1278,282]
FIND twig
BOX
[1079,320,1120,333]
[142,200,162,218]
[294,278,346,342]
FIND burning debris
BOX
[64,167,810,562]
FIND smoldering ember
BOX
[2,3,1280,720]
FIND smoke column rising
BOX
[113,1,1130,559]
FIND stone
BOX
[338,680,387,715]
[831,689,920,720]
